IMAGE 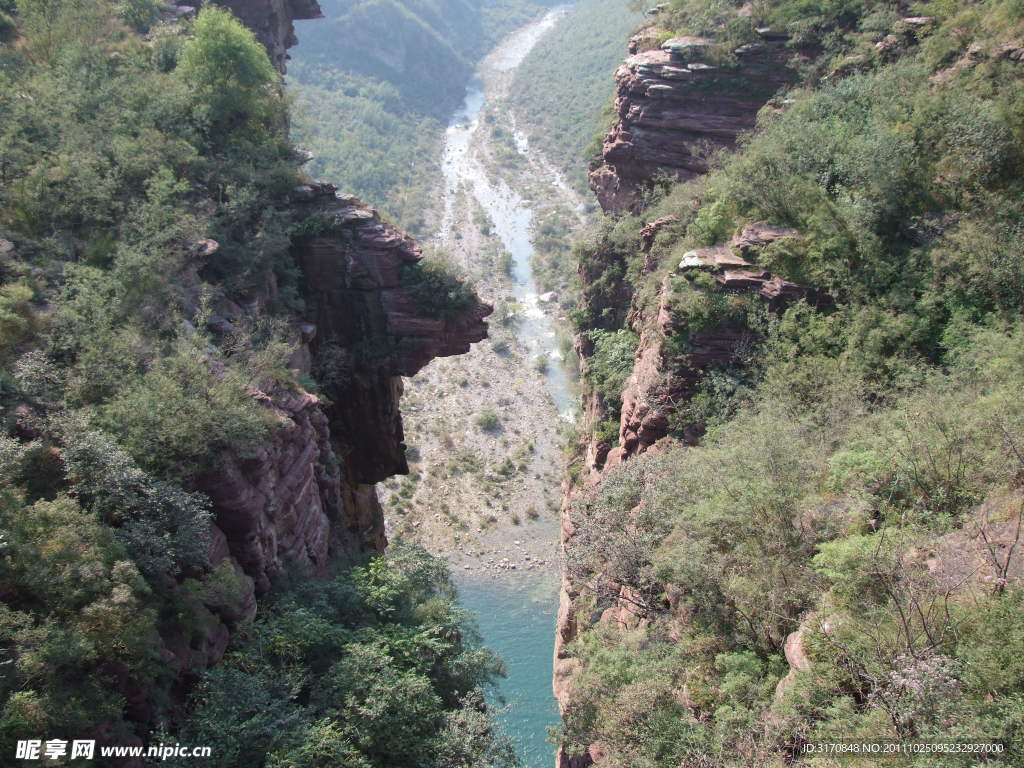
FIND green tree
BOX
[175,6,280,143]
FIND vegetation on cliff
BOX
[0,3,505,763]
[171,545,514,768]
[510,0,643,193]
[563,0,1024,764]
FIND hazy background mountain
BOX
[511,0,643,194]
[289,0,558,232]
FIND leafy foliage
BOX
[564,0,1024,764]
[176,5,282,146]
[583,328,637,417]
[95,342,267,478]
[171,545,515,768]
[0,491,157,751]
[401,257,478,320]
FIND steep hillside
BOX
[288,0,555,232]
[0,3,508,764]
[557,0,1024,765]
[510,0,644,195]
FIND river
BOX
[436,8,579,767]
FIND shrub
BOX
[116,0,161,31]
[584,328,637,410]
[96,343,267,478]
[400,258,478,321]
[0,491,157,745]
[59,421,213,580]
[0,282,34,351]
[175,6,280,144]
[475,410,501,434]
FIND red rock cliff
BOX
[590,30,798,213]
[191,181,489,620]
[290,182,490,481]
[92,4,490,753]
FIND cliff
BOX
[0,0,501,759]
[553,223,813,766]
[608,223,816,468]
[556,31,812,750]
[589,29,798,213]
[290,182,490,478]
[176,182,489,675]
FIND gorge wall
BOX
[557,33,815,768]
[552,4,1024,764]
[553,223,814,767]
[177,188,489,684]
[589,28,798,213]
[149,2,491,716]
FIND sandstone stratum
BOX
[590,28,798,212]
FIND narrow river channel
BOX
[435,8,578,767]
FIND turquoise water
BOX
[455,573,561,768]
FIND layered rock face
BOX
[290,182,490,481]
[208,0,322,73]
[590,31,797,212]
[595,222,813,474]
[198,388,377,598]
[557,35,809,747]
[188,183,489,653]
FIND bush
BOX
[0,491,157,747]
[475,410,501,434]
[96,343,267,478]
[584,329,637,411]
[59,421,213,581]
[116,0,161,31]
[171,546,513,768]
[0,282,34,351]
[400,259,478,321]
[175,6,280,144]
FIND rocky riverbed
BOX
[383,5,586,580]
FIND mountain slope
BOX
[557,1,1024,765]
[288,0,556,232]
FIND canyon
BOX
[7,0,1020,764]
[204,4,814,765]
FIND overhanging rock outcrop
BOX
[290,181,491,482]
[186,184,490,674]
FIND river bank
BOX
[384,5,586,574]
[383,8,588,766]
